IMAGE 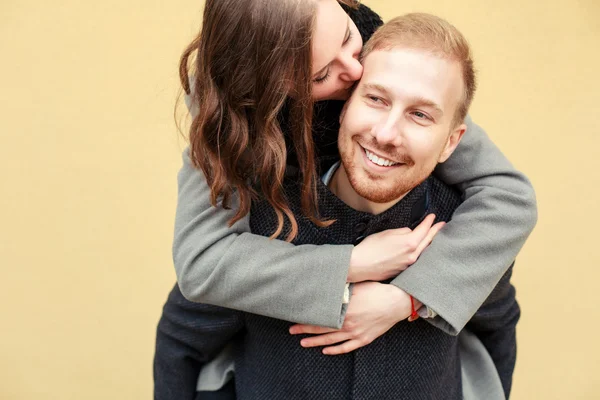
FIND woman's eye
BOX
[367,95,382,103]
[314,71,330,84]
[343,30,353,46]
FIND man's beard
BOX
[340,136,427,204]
[344,162,427,204]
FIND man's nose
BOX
[373,114,403,146]
[339,52,363,82]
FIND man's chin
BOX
[349,175,400,204]
[355,187,401,204]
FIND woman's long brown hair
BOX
[179,0,357,241]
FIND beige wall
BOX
[1,0,598,398]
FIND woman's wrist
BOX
[347,246,366,283]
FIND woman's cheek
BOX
[311,84,326,101]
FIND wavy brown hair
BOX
[180,0,357,240]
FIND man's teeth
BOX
[365,149,398,167]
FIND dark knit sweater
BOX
[155,173,519,400]
[237,176,466,400]
[239,174,518,400]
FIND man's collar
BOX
[321,161,341,186]
[314,163,432,243]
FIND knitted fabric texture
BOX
[154,176,519,400]
[235,177,464,400]
[235,177,518,400]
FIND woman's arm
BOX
[175,86,437,330]
[391,116,537,335]
[174,149,353,328]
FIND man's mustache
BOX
[357,137,414,166]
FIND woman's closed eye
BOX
[314,71,331,84]
[343,28,353,46]
[314,19,354,85]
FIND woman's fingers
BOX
[414,221,446,257]
[299,331,352,348]
[408,214,436,243]
[289,324,336,335]
[390,227,412,235]
[322,339,365,355]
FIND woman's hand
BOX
[347,214,445,283]
[289,282,421,355]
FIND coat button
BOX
[354,221,368,235]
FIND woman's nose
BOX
[339,54,363,82]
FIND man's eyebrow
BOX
[411,96,444,116]
[362,84,445,115]
[362,83,391,96]
[312,17,351,79]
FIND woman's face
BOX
[311,0,364,101]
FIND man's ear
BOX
[438,123,466,163]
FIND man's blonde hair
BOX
[361,13,476,126]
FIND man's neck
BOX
[328,164,408,215]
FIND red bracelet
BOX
[409,295,419,322]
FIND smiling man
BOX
[155,13,518,400]
[333,46,468,213]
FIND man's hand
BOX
[289,282,421,355]
[348,214,445,282]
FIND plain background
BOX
[1,0,599,398]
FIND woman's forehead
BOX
[311,0,349,74]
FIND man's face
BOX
[338,48,467,204]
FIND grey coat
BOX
[172,114,536,335]
[171,1,536,335]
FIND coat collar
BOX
[312,166,432,244]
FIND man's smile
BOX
[358,143,406,173]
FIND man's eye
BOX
[367,95,382,103]
[413,111,428,119]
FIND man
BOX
[155,13,519,400]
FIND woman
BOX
[155,0,536,398]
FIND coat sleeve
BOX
[171,0,386,330]
[391,115,537,335]
[153,284,244,400]
[173,149,352,328]
[464,264,520,399]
